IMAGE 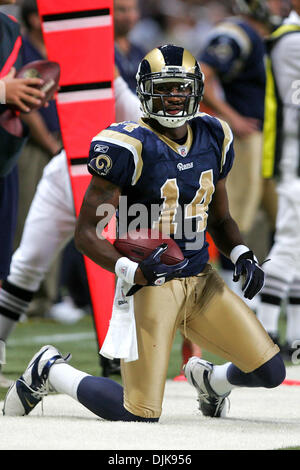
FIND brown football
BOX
[16,60,60,109]
[114,228,184,265]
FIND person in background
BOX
[0,0,50,387]
[114,0,146,92]
[256,0,300,359]
[198,0,276,308]
[13,0,63,320]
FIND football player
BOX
[3,45,285,421]
[198,0,277,304]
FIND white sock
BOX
[286,304,300,345]
[256,303,281,336]
[209,362,233,396]
[48,363,90,400]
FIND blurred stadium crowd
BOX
[1,1,293,55]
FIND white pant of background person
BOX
[8,151,76,292]
[0,151,76,377]
[265,179,300,283]
[256,10,300,349]
[257,178,300,344]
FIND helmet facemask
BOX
[137,53,204,128]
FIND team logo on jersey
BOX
[94,144,109,153]
[93,155,113,175]
[208,41,233,62]
[177,162,193,171]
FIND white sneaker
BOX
[3,345,71,416]
[47,297,86,324]
[184,356,230,418]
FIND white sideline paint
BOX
[1,367,300,450]
[7,332,95,346]
[8,332,184,350]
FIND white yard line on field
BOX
[7,331,95,346]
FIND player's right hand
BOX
[137,243,188,286]
[1,67,46,113]
[127,244,188,296]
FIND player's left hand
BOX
[233,250,265,299]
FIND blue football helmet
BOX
[136,44,204,128]
[233,0,273,24]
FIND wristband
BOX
[230,245,251,264]
[115,257,138,285]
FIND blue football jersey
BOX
[199,18,266,125]
[88,114,234,277]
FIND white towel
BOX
[100,277,138,362]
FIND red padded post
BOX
[37,0,115,348]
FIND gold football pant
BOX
[122,265,279,419]
[226,131,263,234]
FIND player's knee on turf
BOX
[253,353,286,388]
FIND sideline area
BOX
[1,366,300,450]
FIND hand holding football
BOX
[114,228,184,265]
[16,60,60,110]
[2,61,60,112]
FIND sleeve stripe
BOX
[218,119,233,172]
[92,130,143,185]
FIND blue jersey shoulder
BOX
[88,121,145,188]
[199,18,264,78]
[191,113,234,177]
